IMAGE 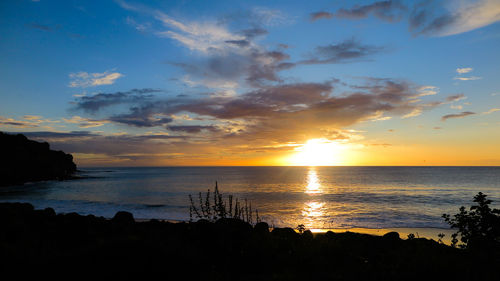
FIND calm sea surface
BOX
[1,167,499,229]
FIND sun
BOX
[288,138,344,166]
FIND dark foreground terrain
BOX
[1,203,498,281]
[0,132,77,186]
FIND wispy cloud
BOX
[410,0,500,37]
[251,7,291,26]
[453,76,482,81]
[126,16,151,32]
[446,94,467,102]
[310,11,333,21]
[69,70,123,88]
[402,107,422,119]
[118,1,297,89]
[412,85,439,98]
[453,66,481,81]
[0,115,59,129]
[0,116,40,128]
[314,0,500,37]
[62,116,109,128]
[482,108,500,115]
[300,39,385,64]
[441,111,476,121]
[456,67,473,74]
[72,88,161,113]
[311,1,407,22]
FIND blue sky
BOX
[1,0,499,166]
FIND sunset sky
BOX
[1,0,500,166]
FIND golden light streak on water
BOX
[302,167,326,228]
[305,168,321,194]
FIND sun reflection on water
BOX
[302,167,326,228]
[305,168,321,194]
[302,201,325,218]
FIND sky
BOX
[1,0,500,167]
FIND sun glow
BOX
[289,138,344,166]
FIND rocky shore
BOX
[0,132,77,186]
[1,202,498,280]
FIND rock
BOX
[0,132,77,186]
[254,222,270,233]
[215,218,253,237]
[43,207,56,216]
[302,229,313,240]
[383,231,400,240]
[272,227,299,239]
[112,211,135,224]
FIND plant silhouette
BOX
[189,181,260,224]
[442,192,500,250]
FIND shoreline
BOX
[134,217,454,243]
[2,201,497,280]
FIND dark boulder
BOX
[112,211,135,224]
[254,221,270,234]
[383,231,400,241]
[272,227,299,239]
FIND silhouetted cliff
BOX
[0,132,77,186]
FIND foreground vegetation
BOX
[1,193,499,280]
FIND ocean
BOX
[1,166,499,230]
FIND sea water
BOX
[1,166,499,229]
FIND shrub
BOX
[442,192,500,250]
[189,181,260,225]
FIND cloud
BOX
[300,39,385,64]
[62,116,109,128]
[453,76,482,81]
[453,66,481,81]
[441,111,476,121]
[0,116,40,128]
[450,104,463,110]
[456,67,473,74]
[172,49,293,88]
[126,16,151,32]
[410,0,500,37]
[72,88,161,113]
[225,39,251,47]
[402,108,423,118]
[313,1,500,37]
[239,27,268,39]
[0,115,59,129]
[333,0,407,22]
[446,94,467,102]
[482,108,500,115]
[109,109,173,128]
[69,70,123,88]
[73,78,440,145]
[28,23,52,31]
[310,11,333,21]
[311,1,407,23]
[412,85,439,98]
[251,7,291,26]
[19,131,100,139]
[167,125,219,133]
